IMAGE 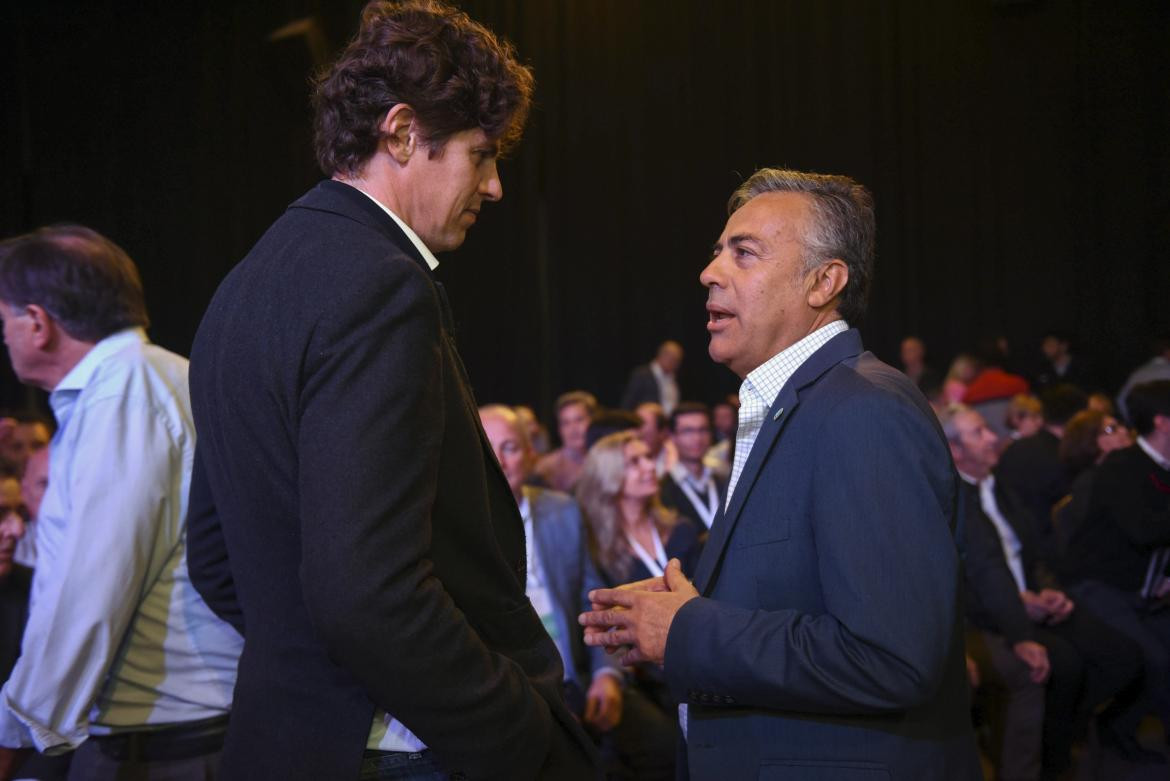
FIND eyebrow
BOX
[712,233,764,254]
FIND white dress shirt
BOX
[0,329,242,753]
[959,472,1028,592]
[726,320,849,508]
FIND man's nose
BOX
[481,163,503,202]
[699,254,723,288]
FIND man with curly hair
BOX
[187,2,596,779]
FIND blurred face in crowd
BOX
[1012,410,1044,439]
[21,446,48,519]
[1096,416,1132,460]
[480,410,530,500]
[657,342,683,375]
[673,412,712,465]
[620,439,658,503]
[636,403,667,456]
[900,337,925,370]
[712,403,736,439]
[701,192,822,377]
[951,410,1000,477]
[557,402,591,454]
[1042,336,1069,363]
[0,477,27,577]
[1,421,50,472]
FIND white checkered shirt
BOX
[725,320,849,509]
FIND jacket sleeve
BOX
[663,392,965,715]
[187,445,246,636]
[295,259,560,780]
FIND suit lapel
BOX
[694,329,864,595]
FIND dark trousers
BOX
[1032,605,1144,775]
[968,629,1046,781]
[1070,580,1170,734]
[67,742,221,781]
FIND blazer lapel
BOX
[694,329,864,595]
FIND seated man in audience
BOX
[1060,380,1170,757]
[658,402,725,530]
[997,384,1088,557]
[900,335,940,391]
[634,402,675,477]
[1118,335,1170,424]
[480,405,622,729]
[535,391,597,492]
[13,447,46,568]
[943,404,1144,774]
[0,416,49,478]
[620,341,683,414]
[483,404,671,777]
[0,471,29,685]
[0,226,242,779]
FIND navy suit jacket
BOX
[187,181,596,780]
[525,486,621,687]
[663,329,981,780]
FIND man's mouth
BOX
[707,304,734,329]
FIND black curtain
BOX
[3,0,1167,424]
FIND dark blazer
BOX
[187,181,596,781]
[620,363,660,410]
[959,481,1037,644]
[662,329,981,780]
[524,486,620,688]
[1060,444,1170,592]
[658,471,727,531]
[995,429,1069,556]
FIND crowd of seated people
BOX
[902,333,1170,777]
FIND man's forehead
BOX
[957,410,987,433]
[719,191,809,245]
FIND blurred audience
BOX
[942,404,1144,776]
[1118,335,1170,425]
[944,353,980,405]
[576,430,705,780]
[1058,408,1133,482]
[1058,380,1170,762]
[900,335,940,391]
[515,404,550,455]
[996,384,1088,557]
[658,402,725,531]
[535,390,598,492]
[634,402,676,477]
[1034,330,1097,394]
[620,341,683,415]
[12,447,46,569]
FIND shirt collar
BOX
[352,187,440,272]
[1138,436,1170,471]
[742,320,849,409]
[52,328,147,394]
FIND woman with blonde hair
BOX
[576,430,703,779]
[576,430,703,585]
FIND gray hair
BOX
[936,403,973,444]
[728,168,875,324]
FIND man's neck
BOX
[619,498,649,528]
[44,340,97,391]
[679,459,704,480]
[1144,432,1170,466]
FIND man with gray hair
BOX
[581,168,981,779]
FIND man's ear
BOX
[806,259,849,309]
[24,305,54,351]
[947,440,963,465]
[379,103,418,164]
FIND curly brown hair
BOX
[313,0,535,176]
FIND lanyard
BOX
[677,473,719,529]
[626,524,668,577]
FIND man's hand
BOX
[580,558,699,665]
[583,674,623,732]
[0,747,30,781]
[1019,590,1051,623]
[1037,588,1074,624]
[1012,640,1051,684]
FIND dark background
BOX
[2,0,1167,426]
